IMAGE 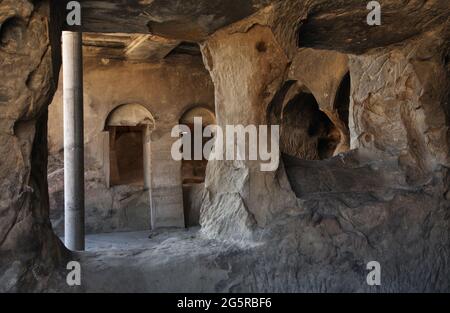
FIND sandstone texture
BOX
[0,0,67,292]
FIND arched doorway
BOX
[179,106,216,227]
[179,106,216,184]
[104,104,155,188]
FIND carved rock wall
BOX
[47,55,215,234]
[0,0,66,292]
[198,11,450,291]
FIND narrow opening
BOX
[332,72,351,154]
[335,72,351,127]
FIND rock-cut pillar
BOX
[62,31,85,251]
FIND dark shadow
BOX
[280,92,340,160]
[335,72,351,128]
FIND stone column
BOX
[143,126,152,190]
[199,25,297,240]
[143,126,153,227]
[150,131,185,229]
[63,31,85,251]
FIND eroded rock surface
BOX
[0,0,67,292]
[197,6,450,292]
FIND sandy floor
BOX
[58,227,240,292]
[60,227,202,252]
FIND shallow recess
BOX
[0,17,25,51]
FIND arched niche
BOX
[105,103,155,129]
[179,106,216,185]
[179,106,216,228]
[103,104,155,189]
[180,106,216,126]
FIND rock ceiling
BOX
[64,0,270,38]
[81,33,201,61]
[63,0,449,60]
[69,0,270,61]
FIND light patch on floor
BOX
[60,227,202,252]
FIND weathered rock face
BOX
[198,5,450,291]
[274,0,450,55]
[0,0,67,292]
[67,0,272,39]
[349,32,450,184]
[200,24,298,241]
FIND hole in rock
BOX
[280,91,341,160]
[335,72,351,127]
[0,17,25,50]
[256,41,267,53]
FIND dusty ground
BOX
[64,228,202,252]
[51,227,257,293]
